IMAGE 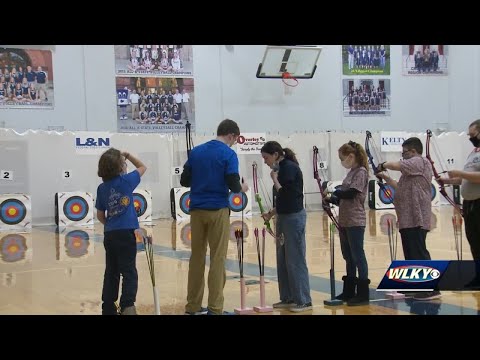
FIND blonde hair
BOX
[339,141,369,173]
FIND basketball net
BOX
[282,71,299,96]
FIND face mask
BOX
[470,136,480,148]
[341,158,353,169]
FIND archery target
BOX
[56,228,94,261]
[0,233,32,264]
[0,194,31,231]
[133,189,152,222]
[430,181,441,207]
[173,187,191,220]
[368,180,395,209]
[228,189,252,217]
[56,192,94,227]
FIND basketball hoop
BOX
[282,71,298,95]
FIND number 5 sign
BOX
[172,167,182,176]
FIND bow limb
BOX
[252,162,276,237]
[426,130,463,215]
[365,131,394,203]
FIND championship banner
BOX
[0,48,54,109]
[55,192,94,227]
[378,260,480,291]
[0,194,31,232]
[56,228,94,261]
[0,232,32,264]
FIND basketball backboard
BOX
[256,45,322,79]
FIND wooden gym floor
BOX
[1,206,479,315]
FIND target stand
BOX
[171,187,191,220]
[55,191,94,227]
[0,194,32,232]
[133,189,152,223]
[368,180,395,210]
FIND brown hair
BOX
[97,148,124,182]
[469,119,480,132]
[402,137,423,154]
[339,141,369,173]
[261,141,299,165]
[217,119,240,136]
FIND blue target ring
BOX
[228,192,248,212]
[180,223,191,247]
[431,183,437,201]
[229,220,249,242]
[133,193,147,217]
[179,191,191,215]
[378,185,395,205]
[0,199,27,225]
[63,196,89,222]
[65,230,90,258]
[1,234,27,263]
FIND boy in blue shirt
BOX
[96,148,147,315]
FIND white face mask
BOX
[340,156,353,169]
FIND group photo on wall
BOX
[402,45,448,75]
[342,78,391,117]
[0,48,54,109]
[116,76,195,133]
[342,45,390,76]
[114,45,194,77]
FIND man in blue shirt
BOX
[181,119,249,315]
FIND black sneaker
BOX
[272,300,294,309]
[289,302,313,312]
[185,306,208,315]
[413,291,442,301]
[206,309,235,315]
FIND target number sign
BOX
[318,161,328,170]
[62,170,72,179]
[172,166,181,176]
[1,170,13,181]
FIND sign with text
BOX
[236,133,266,155]
[75,132,112,155]
[380,131,409,152]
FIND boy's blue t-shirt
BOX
[95,170,141,232]
[185,140,239,210]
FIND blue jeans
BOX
[276,209,312,305]
[339,226,368,280]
